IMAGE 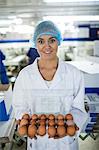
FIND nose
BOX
[44,41,50,48]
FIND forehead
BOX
[37,35,55,40]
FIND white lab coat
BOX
[12,59,88,150]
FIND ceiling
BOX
[0,0,99,27]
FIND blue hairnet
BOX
[33,21,62,47]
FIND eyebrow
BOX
[37,37,56,41]
[37,38,43,41]
[49,37,56,40]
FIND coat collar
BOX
[31,58,67,89]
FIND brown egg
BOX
[57,120,65,126]
[66,120,74,126]
[65,113,73,120]
[20,119,29,126]
[31,114,38,120]
[48,120,55,126]
[48,126,56,137]
[22,113,30,120]
[28,125,37,138]
[30,120,36,126]
[48,114,55,120]
[18,125,27,136]
[57,114,64,120]
[57,126,66,137]
[39,119,46,126]
[39,114,46,120]
[67,125,76,136]
[37,125,46,136]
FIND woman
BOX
[0,50,9,91]
[12,21,88,150]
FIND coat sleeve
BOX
[70,70,88,137]
[12,70,30,120]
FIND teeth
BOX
[45,50,51,54]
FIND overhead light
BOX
[44,0,99,2]
[17,13,32,18]
[31,21,35,26]
[8,16,17,19]
[9,25,34,34]
[0,20,13,26]
[43,15,99,23]
[13,18,23,25]
[43,15,99,34]
[0,18,23,26]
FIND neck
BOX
[38,57,59,69]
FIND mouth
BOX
[44,49,52,54]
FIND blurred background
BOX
[0,1,99,149]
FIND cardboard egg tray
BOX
[17,113,79,139]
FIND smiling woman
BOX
[12,20,88,150]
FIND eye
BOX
[37,39,44,44]
[49,38,56,44]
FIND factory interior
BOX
[0,0,99,150]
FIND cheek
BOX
[52,45,58,53]
[36,44,42,52]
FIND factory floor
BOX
[4,133,99,150]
